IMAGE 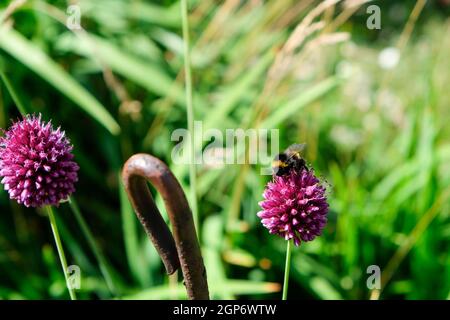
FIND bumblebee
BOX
[272,143,309,177]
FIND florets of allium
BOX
[257,169,329,246]
[0,114,79,208]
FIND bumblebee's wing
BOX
[285,143,306,159]
[285,143,306,153]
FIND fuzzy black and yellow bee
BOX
[272,143,309,177]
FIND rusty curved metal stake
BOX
[122,153,209,300]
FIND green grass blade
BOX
[80,0,181,28]
[0,26,120,135]
[122,280,280,300]
[68,197,118,297]
[0,60,27,116]
[58,32,186,107]
[181,0,199,235]
[261,77,339,128]
[204,51,274,130]
[119,173,149,286]
[128,1,181,28]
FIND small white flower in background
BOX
[330,125,363,150]
[378,47,400,70]
[363,114,381,132]
[378,89,404,125]
[340,41,358,57]
[336,60,353,79]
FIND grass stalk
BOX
[181,0,199,236]
[68,197,118,297]
[0,69,27,116]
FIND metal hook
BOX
[122,153,209,300]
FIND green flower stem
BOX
[68,197,117,297]
[0,69,27,116]
[181,0,199,236]
[45,206,77,300]
[282,240,293,300]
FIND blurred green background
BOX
[0,0,449,300]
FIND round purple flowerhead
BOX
[258,169,329,246]
[0,114,79,208]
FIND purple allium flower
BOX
[0,114,79,208]
[257,169,329,246]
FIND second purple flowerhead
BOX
[0,114,79,208]
[258,168,329,246]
